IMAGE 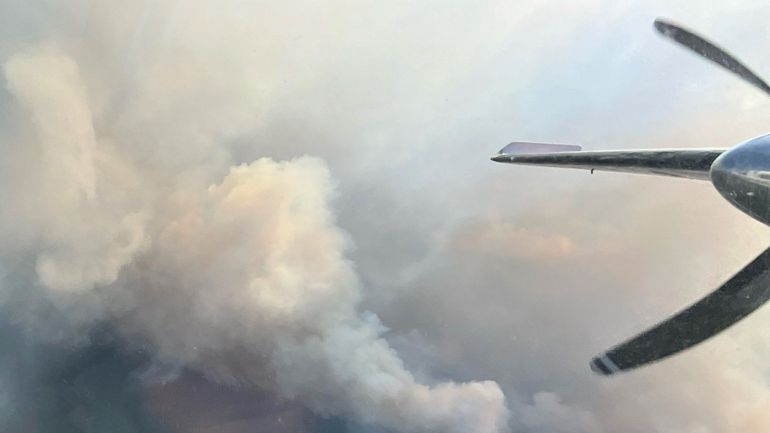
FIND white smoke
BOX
[117,156,507,432]
[3,44,149,294]
[0,3,509,431]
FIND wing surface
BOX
[491,142,726,181]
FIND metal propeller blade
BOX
[591,246,770,375]
[654,18,770,97]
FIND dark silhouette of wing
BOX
[492,142,725,181]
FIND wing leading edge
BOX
[491,142,727,181]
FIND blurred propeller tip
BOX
[590,354,622,376]
[653,18,676,35]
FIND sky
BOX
[2,1,770,432]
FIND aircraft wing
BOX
[491,142,727,181]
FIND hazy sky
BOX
[2,1,770,432]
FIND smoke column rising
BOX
[0,1,508,432]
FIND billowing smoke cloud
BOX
[0,2,508,432]
[116,155,507,432]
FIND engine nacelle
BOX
[710,133,770,226]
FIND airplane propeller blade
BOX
[654,19,770,97]
[591,246,770,375]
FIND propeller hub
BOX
[711,133,770,225]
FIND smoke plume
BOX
[0,1,508,432]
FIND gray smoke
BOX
[0,1,508,432]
